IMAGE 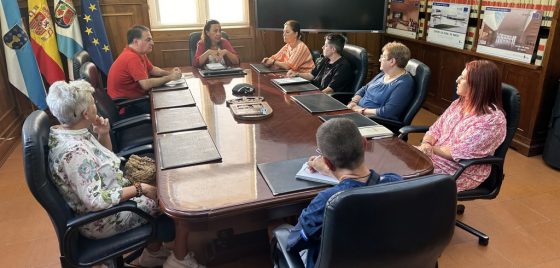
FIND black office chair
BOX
[399,83,521,245]
[315,44,368,97]
[22,110,166,267]
[271,174,457,268]
[188,31,230,66]
[80,62,154,156]
[72,50,91,80]
[372,59,430,134]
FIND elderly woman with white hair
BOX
[46,80,205,268]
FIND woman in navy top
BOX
[347,42,414,121]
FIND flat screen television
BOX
[255,0,388,32]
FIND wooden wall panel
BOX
[150,27,255,68]
[99,0,150,58]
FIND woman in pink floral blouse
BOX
[416,60,506,192]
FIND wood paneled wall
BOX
[0,0,422,163]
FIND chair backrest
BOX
[80,62,122,151]
[188,31,230,66]
[341,44,368,93]
[315,174,457,268]
[465,83,520,197]
[402,58,431,125]
[72,50,91,79]
[22,111,76,253]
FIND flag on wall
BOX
[80,0,113,75]
[54,0,83,59]
[0,0,47,109]
[54,0,83,80]
[28,0,65,85]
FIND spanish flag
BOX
[28,0,65,85]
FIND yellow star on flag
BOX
[89,3,97,12]
[85,27,93,35]
[83,15,91,23]
[92,38,100,45]
[102,44,110,52]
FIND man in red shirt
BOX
[107,25,181,102]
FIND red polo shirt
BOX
[107,47,154,99]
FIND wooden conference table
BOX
[151,64,432,231]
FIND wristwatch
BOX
[361,108,366,115]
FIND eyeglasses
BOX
[379,54,391,61]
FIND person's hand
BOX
[261,57,274,66]
[168,70,181,81]
[92,115,110,136]
[347,102,357,109]
[172,67,182,74]
[286,70,298,77]
[141,183,157,200]
[218,49,228,58]
[415,144,433,156]
[350,105,363,112]
[307,155,333,177]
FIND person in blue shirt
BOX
[347,41,414,121]
[284,118,402,267]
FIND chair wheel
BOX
[457,204,465,215]
[478,237,489,246]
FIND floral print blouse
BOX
[48,127,159,239]
[426,100,507,192]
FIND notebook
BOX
[296,162,339,185]
[249,63,287,73]
[152,80,189,92]
[199,67,246,78]
[158,130,221,170]
[205,62,226,70]
[319,112,393,139]
[152,89,196,109]
[271,77,309,85]
[291,93,349,114]
[154,106,207,134]
[274,82,319,93]
[258,157,330,195]
[319,112,379,128]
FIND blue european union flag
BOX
[79,0,113,75]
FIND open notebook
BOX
[296,162,339,185]
[319,112,393,139]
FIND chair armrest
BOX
[116,96,150,109]
[452,156,504,181]
[111,115,152,130]
[329,92,354,104]
[368,115,402,127]
[271,224,305,268]
[398,125,430,140]
[116,144,154,159]
[66,201,154,230]
[113,97,129,104]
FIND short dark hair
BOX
[127,25,150,45]
[284,20,302,40]
[202,19,221,49]
[325,33,346,54]
[317,118,364,170]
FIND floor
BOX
[1,109,560,267]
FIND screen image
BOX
[255,0,388,32]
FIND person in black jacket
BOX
[287,33,354,94]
